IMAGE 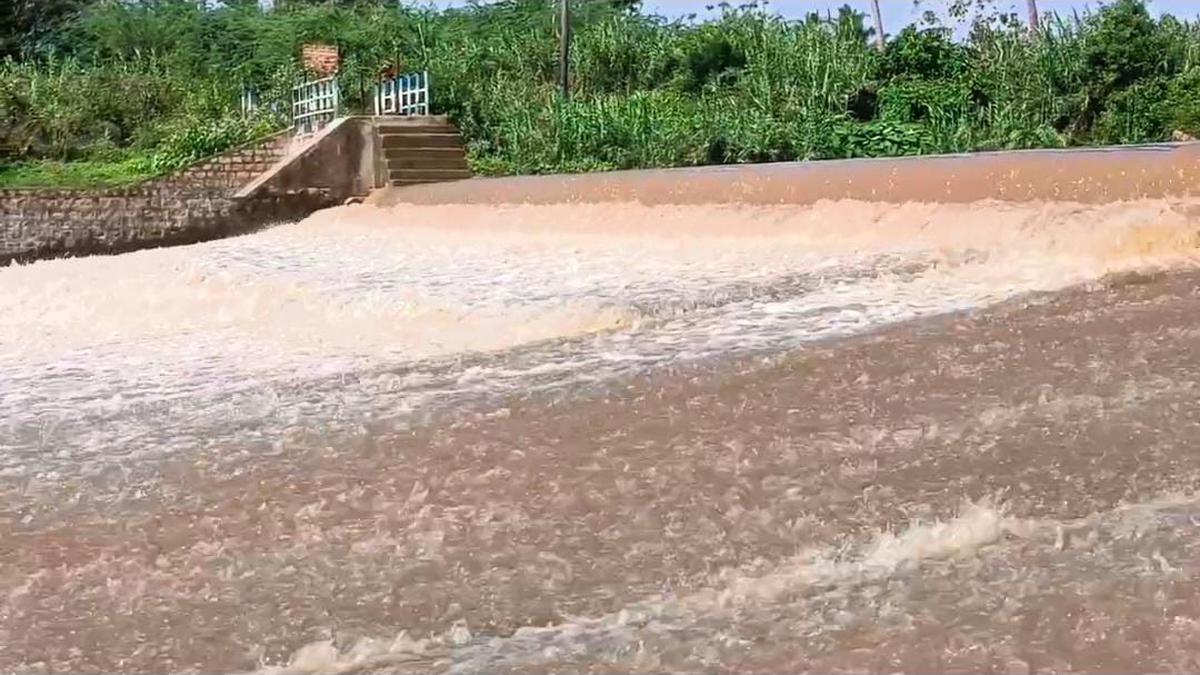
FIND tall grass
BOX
[3,0,1200,182]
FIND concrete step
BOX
[388,168,472,183]
[380,145,466,156]
[390,178,472,188]
[380,133,463,149]
[377,125,457,137]
[385,154,470,171]
[381,146,467,158]
[374,115,453,128]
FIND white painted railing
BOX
[292,75,340,135]
[240,86,259,117]
[374,71,430,116]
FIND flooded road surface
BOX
[4,199,1200,672]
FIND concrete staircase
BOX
[376,117,471,187]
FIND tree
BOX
[805,5,874,46]
[869,0,884,50]
[916,1,1030,31]
[0,0,83,57]
[835,4,874,44]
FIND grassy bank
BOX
[0,156,155,188]
[3,0,1200,186]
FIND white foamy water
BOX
[2,199,1198,481]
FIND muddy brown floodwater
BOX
[3,196,1200,673]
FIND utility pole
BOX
[1026,0,1040,31]
[559,0,571,99]
[869,0,885,51]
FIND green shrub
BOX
[1097,77,1170,143]
[1165,68,1200,136]
[0,57,182,160]
[145,115,275,174]
[829,120,938,158]
[880,26,967,81]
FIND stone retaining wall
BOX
[0,132,328,265]
[164,134,290,191]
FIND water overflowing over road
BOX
[4,197,1200,672]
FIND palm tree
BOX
[869,0,885,50]
[1027,0,1040,31]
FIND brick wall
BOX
[302,44,340,77]
[164,134,290,191]
[0,132,322,265]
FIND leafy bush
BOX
[877,79,974,125]
[1097,77,1170,143]
[0,57,181,159]
[880,26,967,81]
[673,24,748,93]
[144,115,275,174]
[1082,0,1168,89]
[1075,0,1172,131]
[830,120,938,158]
[1166,68,1200,136]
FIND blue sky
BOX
[747,1,1194,25]
[417,1,1200,25]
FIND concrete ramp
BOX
[238,116,472,209]
[370,142,1200,206]
[237,117,375,206]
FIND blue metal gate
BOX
[292,75,340,135]
[374,71,430,116]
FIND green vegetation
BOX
[0,156,154,188]
[3,0,1200,186]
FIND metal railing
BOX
[292,75,340,136]
[374,71,430,116]
[240,86,259,118]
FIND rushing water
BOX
[5,199,1196,481]
[266,495,1200,674]
[4,197,1200,673]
